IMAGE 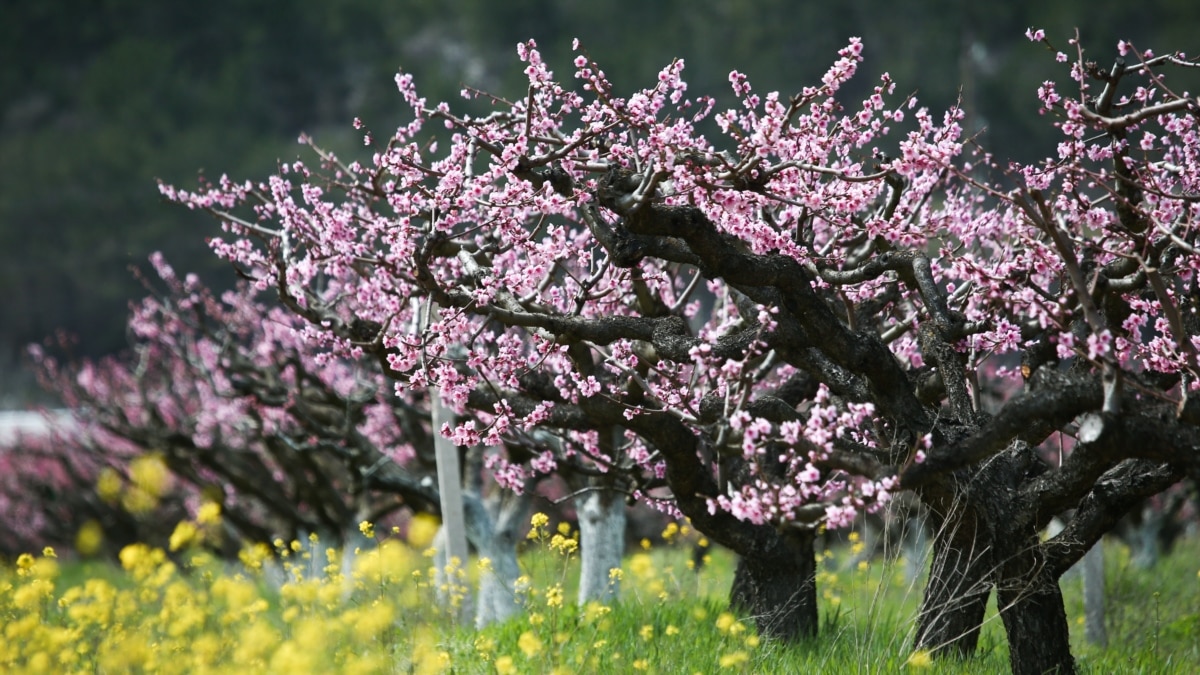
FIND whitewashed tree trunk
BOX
[432,447,534,627]
[426,301,471,622]
[1082,541,1107,646]
[467,459,535,627]
[902,515,929,586]
[576,484,627,604]
[571,427,628,605]
[468,495,527,626]
[430,392,470,622]
[1129,505,1164,569]
[429,527,470,619]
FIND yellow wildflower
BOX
[518,631,543,658]
[907,649,933,668]
[130,453,170,497]
[359,520,375,538]
[239,542,271,571]
[528,512,549,540]
[583,601,611,623]
[550,533,579,555]
[197,501,222,524]
[122,486,158,515]
[546,584,564,608]
[475,635,497,658]
[629,553,653,580]
[169,521,199,551]
[715,612,740,634]
[719,651,749,668]
[76,520,104,556]
[13,578,54,609]
[408,513,440,550]
[351,601,395,640]
[96,467,123,503]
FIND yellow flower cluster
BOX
[528,512,550,540]
[549,533,579,556]
[0,531,454,673]
[0,512,769,674]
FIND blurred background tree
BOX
[3,0,1197,403]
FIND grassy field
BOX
[1,514,1197,673]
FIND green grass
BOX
[1065,539,1200,674]
[493,532,1200,674]
[2,523,1197,673]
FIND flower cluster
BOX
[0,534,451,673]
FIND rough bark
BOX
[995,538,1076,675]
[575,483,627,604]
[729,529,817,641]
[913,506,992,657]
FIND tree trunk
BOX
[1129,505,1164,569]
[429,377,470,624]
[996,539,1076,675]
[575,484,626,604]
[901,514,929,586]
[463,491,527,628]
[729,529,817,641]
[1081,542,1107,646]
[431,526,475,622]
[429,485,533,627]
[997,580,1076,674]
[913,509,992,657]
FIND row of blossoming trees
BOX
[16,253,575,626]
[6,29,1198,673]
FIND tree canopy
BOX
[4,0,1200,384]
[148,28,1200,672]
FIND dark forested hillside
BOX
[2,0,1197,398]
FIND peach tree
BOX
[163,31,1199,673]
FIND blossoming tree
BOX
[163,31,1199,673]
[32,256,435,546]
[30,256,535,628]
[0,412,161,558]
